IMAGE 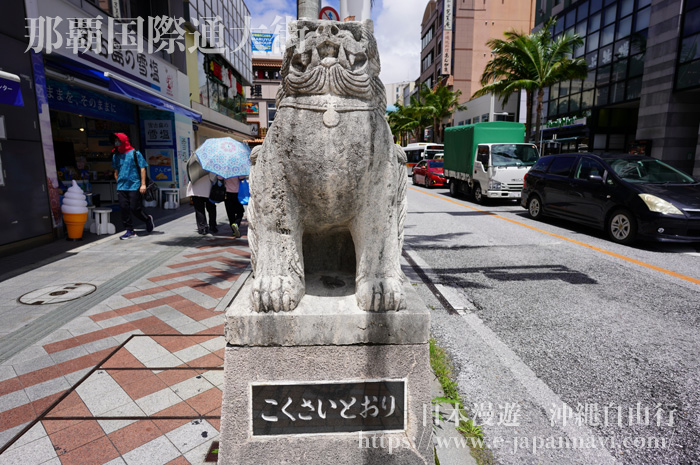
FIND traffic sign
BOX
[320,6,340,21]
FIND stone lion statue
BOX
[247,19,407,313]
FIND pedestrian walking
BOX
[186,173,218,235]
[223,176,246,238]
[111,133,154,240]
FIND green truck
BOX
[444,122,540,203]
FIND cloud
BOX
[373,0,424,84]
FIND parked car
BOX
[521,153,700,244]
[412,159,447,188]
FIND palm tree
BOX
[421,84,467,143]
[473,18,588,143]
[387,99,432,144]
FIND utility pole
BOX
[297,0,321,19]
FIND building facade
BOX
[385,81,415,108]
[420,0,536,100]
[185,0,254,147]
[536,0,700,176]
[245,56,283,144]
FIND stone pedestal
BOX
[218,273,432,464]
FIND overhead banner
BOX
[442,0,453,75]
[46,78,134,123]
[252,33,276,52]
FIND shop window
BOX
[597,64,611,86]
[586,51,598,69]
[680,35,700,63]
[583,70,596,90]
[677,60,700,89]
[617,16,632,40]
[577,2,589,21]
[612,59,627,82]
[615,39,630,59]
[628,53,645,77]
[638,0,651,8]
[575,41,586,58]
[566,9,576,29]
[559,80,570,97]
[601,24,615,46]
[600,44,614,65]
[587,32,600,53]
[548,101,558,117]
[604,0,615,6]
[555,19,564,35]
[570,79,582,95]
[550,83,559,100]
[590,0,602,13]
[576,20,587,38]
[558,97,569,115]
[481,113,489,122]
[569,93,581,112]
[685,8,700,37]
[635,8,650,32]
[596,85,609,106]
[630,30,648,55]
[581,90,594,109]
[626,77,643,100]
[589,12,601,32]
[603,5,617,26]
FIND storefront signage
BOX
[145,120,173,145]
[30,0,180,99]
[252,380,406,436]
[46,78,134,124]
[252,33,276,52]
[441,0,453,75]
[0,75,24,107]
[245,102,259,115]
[545,116,586,129]
[146,148,173,182]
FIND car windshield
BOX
[491,144,539,167]
[608,158,697,184]
[427,160,444,168]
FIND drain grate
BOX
[18,283,97,305]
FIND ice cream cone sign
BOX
[62,181,89,240]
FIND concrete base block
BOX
[217,344,434,464]
[224,273,430,346]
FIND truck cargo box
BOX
[444,122,526,176]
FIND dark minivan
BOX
[521,153,700,244]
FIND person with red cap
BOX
[111,133,155,239]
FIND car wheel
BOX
[607,209,637,245]
[449,180,458,197]
[412,174,417,185]
[424,175,431,189]
[527,195,543,220]
[473,184,485,204]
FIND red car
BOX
[412,159,446,188]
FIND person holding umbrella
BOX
[186,172,218,235]
[191,137,251,237]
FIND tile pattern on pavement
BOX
[0,215,250,465]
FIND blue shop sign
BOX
[0,76,23,107]
[46,78,134,124]
[252,33,276,52]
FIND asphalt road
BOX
[404,185,700,465]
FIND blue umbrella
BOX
[194,137,251,179]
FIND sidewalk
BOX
[0,205,249,465]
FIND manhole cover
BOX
[19,283,97,305]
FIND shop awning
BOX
[105,73,202,123]
[0,71,23,107]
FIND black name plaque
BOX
[251,380,406,436]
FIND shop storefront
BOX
[28,0,199,218]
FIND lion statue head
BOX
[277,19,386,110]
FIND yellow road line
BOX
[410,187,700,286]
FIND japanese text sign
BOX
[252,380,406,436]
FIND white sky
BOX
[246,0,426,84]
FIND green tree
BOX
[387,94,433,144]
[421,84,467,143]
[472,18,588,143]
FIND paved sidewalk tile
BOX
[0,212,250,464]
